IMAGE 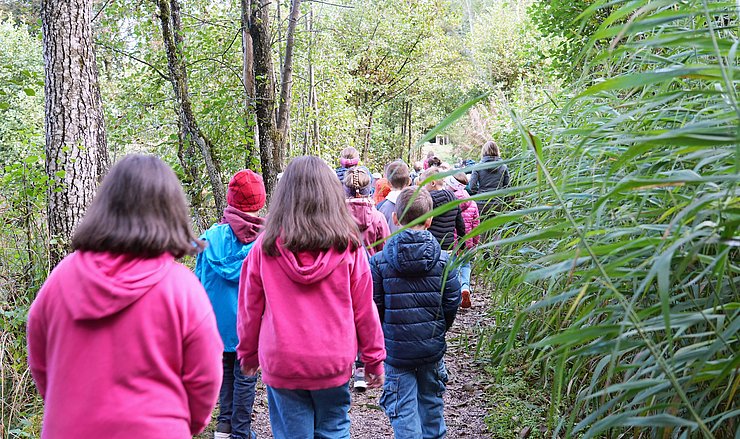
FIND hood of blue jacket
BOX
[384,229,441,274]
[200,224,254,282]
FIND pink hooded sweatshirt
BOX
[236,236,386,390]
[346,198,390,256]
[26,251,223,439]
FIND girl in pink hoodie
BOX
[343,166,390,256]
[26,155,223,439]
[444,172,481,309]
[236,156,386,438]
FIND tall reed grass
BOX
[459,0,738,437]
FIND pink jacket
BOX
[346,198,390,256]
[236,237,385,390]
[449,186,481,249]
[27,251,223,439]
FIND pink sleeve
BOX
[182,291,223,435]
[26,288,48,399]
[236,247,265,371]
[373,212,391,252]
[351,250,386,377]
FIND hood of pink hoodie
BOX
[64,251,174,321]
[274,239,344,285]
[346,199,373,232]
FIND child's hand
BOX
[241,366,260,376]
[366,372,385,388]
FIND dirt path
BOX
[237,288,493,439]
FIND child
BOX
[196,169,266,439]
[444,173,481,308]
[374,174,392,205]
[468,140,510,217]
[344,167,390,256]
[419,167,466,252]
[336,146,368,182]
[27,155,222,438]
[377,160,411,233]
[370,186,462,439]
[343,166,390,391]
[236,155,386,438]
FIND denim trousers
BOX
[459,260,471,291]
[380,359,448,439]
[219,352,257,439]
[266,382,351,439]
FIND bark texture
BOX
[241,0,258,169]
[42,0,109,267]
[158,0,226,216]
[249,0,281,197]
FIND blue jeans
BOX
[380,360,448,439]
[266,382,351,439]
[459,260,471,291]
[219,352,257,439]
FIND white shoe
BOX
[353,367,367,392]
[214,432,231,439]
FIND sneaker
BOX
[460,289,472,309]
[215,421,231,439]
[353,367,367,392]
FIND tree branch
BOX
[96,42,171,81]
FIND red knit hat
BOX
[227,170,266,212]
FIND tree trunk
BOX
[306,2,319,154]
[360,110,373,162]
[42,0,109,267]
[158,0,226,217]
[241,0,258,168]
[250,0,280,198]
[277,0,302,150]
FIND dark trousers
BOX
[219,351,257,439]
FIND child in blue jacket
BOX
[370,186,462,439]
[195,170,266,439]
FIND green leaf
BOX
[415,93,488,146]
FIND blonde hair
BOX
[343,167,372,197]
[340,147,359,160]
[481,140,500,158]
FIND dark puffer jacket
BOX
[469,155,510,216]
[370,229,461,369]
[428,189,466,251]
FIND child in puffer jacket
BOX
[444,172,481,309]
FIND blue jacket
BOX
[370,229,461,368]
[195,224,255,352]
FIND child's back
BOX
[195,170,265,439]
[370,186,461,439]
[370,228,461,367]
[237,156,385,438]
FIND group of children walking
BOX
[27,141,510,439]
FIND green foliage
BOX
[529,0,615,79]
[471,0,739,436]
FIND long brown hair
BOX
[72,154,204,258]
[262,156,361,256]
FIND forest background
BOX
[1,0,738,437]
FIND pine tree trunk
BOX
[42,0,109,267]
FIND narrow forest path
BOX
[200,281,495,438]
